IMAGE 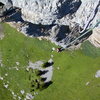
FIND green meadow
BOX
[0,23,100,100]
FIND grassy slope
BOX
[0,23,100,100]
[0,23,56,100]
[82,41,100,57]
[0,80,13,100]
[35,51,100,100]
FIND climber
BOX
[56,47,64,52]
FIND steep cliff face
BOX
[0,0,100,47]
[0,0,99,27]
[0,0,82,25]
[73,0,100,30]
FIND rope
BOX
[64,20,100,48]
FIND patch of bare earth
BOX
[0,24,4,40]
[89,27,100,48]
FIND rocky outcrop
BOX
[0,0,100,47]
[0,0,99,27]
[0,0,12,9]
[0,0,82,26]
[89,27,100,47]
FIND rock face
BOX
[0,0,100,47]
[73,0,100,30]
[0,0,99,27]
[0,0,12,9]
[0,0,82,25]
[89,27,100,47]
[95,70,100,78]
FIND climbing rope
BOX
[64,20,100,48]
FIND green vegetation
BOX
[82,41,100,57]
[0,23,100,100]
[28,68,45,93]
[0,80,13,100]
[0,23,55,99]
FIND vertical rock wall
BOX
[0,0,100,47]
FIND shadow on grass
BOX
[40,81,53,91]
[37,70,48,76]
[43,62,54,68]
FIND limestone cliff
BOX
[0,0,100,47]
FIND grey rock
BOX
[95,70,100,78]
[73,0,100,31]
[0,0,99,28]
[0,0,81,25]
[0,0,12,9]
[51,25,60,38]
[0,0,100,47]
